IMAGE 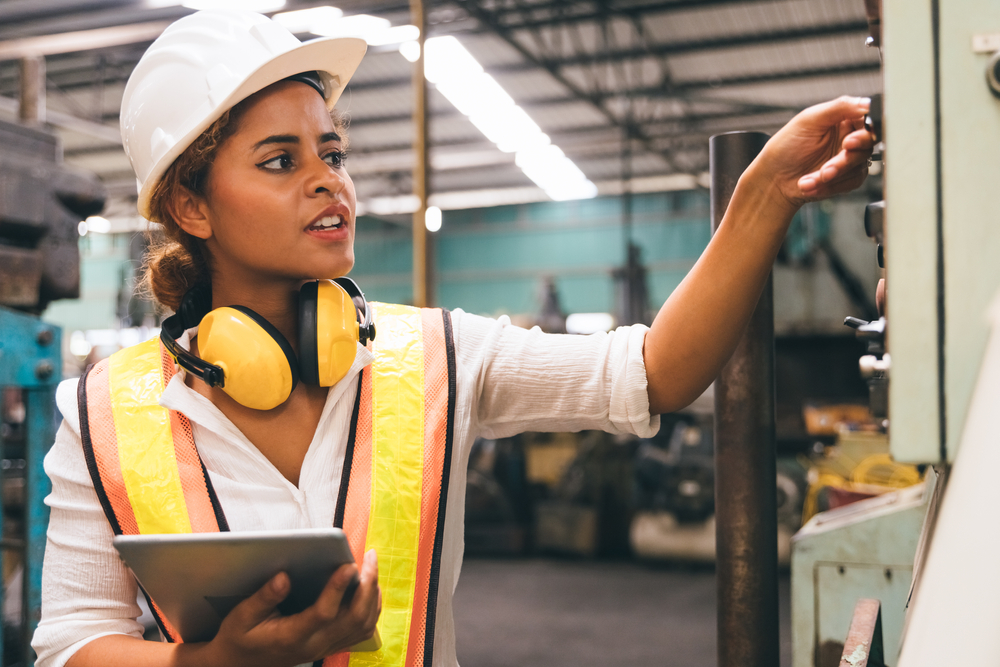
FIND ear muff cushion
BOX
[298,281,320,386]
[227,305,301,391]
[198,306,299,410]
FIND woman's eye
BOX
[259,154,293,171]
[324,151,346,168]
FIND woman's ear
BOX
[168,186,213,240]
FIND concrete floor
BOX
[453,558,792,667]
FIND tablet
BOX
[113,528,380,651]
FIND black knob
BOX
[864,200,884,243]
[865,93,883,143]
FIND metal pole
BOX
[19,56,45,125]
[410,0,430,307]
[709,130,779,667]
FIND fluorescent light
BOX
[399,40,420,62]
[425,206,442,232]
[85,216,111,234]
[312,13,388,38]
[424,35,596,201]
[424,36,483,84]
[367,194,420,216]
[365,24,419,46]
[183,0,286,10]
[273,6,343,33]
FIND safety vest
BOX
[77,303,457,667]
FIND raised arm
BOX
[644,96,875,414]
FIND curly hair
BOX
[141,99,349,311]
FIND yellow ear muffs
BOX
[298,280,360,387]
[197,306,299,410]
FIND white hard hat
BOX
[120,9,367,218]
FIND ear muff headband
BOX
[161,283,226,387]
[333,276,376,346]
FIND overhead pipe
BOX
[709,131,779,667]
[410,0,431,307]
[18,56,44,125]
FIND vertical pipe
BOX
[19,56,45,125]
[24,388,55,666]
[709,131,779,667]
[410,0,430,307]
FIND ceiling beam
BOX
[497,19,869,71]
[0,95,121,142]
[0,21,169,59]
[482,0,792,30]
[344,59,880,98]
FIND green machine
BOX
[791,0,1000,664]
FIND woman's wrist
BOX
[721,159,800,243]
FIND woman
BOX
[33,8,874,667]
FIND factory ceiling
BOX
[0,0,880,227]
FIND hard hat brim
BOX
[136,35,367,219]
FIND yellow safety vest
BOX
[78,303,456,667]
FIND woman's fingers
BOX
[798,95,871,130]
[311,564,360,621]
[231,572,290,629]
[798,128,874,195]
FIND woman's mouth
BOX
[305,214,350,241]
[307,215,346,231]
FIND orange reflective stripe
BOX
[327,367,373,667]
[160,345,223,534]
[81,359,140,535]
[332,306,455,667]
[405,308,449,667]
[342,366,374,566]
[80,339,227,644]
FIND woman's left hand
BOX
[755,95,876,210]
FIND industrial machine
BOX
[0,104,106,665]
[787,0,1000,665]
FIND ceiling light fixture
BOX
[423,36,596,202]
[425,206,442,232]
[399,40,421,62]
[272,6,343,33]
[181,0,286,11]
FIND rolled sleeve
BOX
[452,310,660,440]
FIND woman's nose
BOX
[307,155,346,195]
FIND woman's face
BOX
[196,80,356,288]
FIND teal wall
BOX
[352,190,712,317]
[45,190,768,330]
[44,231,134,332]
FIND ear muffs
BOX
[161,278,375,411]
[298,278,375,387]
[197,306,299,411]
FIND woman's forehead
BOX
[236,81,334,138]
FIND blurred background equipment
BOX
[0,308,62,666]
[0,119,105,314]
[1,66,101,663]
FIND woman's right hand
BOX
[201,549,380,667]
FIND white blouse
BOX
[32,308,659,667]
